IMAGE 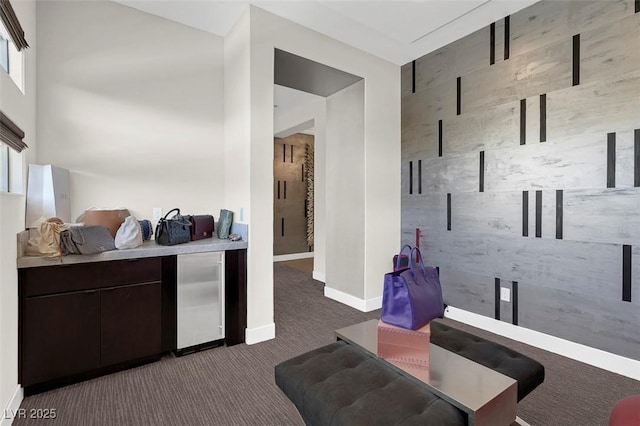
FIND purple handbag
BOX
[381,246,444,330]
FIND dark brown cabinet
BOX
[19,258,164,394]
[22,290,101,386]
[18,249,247,395]
[100,282,162,366]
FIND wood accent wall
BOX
[401,0,640,360]
[274,134,313,255]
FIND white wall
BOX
[0,0,37,419]
[36,1,225,221]
[325,81,365,297]
[224,5,399,340]
[223,9,251,226]
[273,97,327,281]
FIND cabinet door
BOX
[100,282,162,366]
[22,290,101,386]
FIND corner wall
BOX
[325,81,365,298]
[0,0,37,420]
[224,6,400,341]
[401,0,640,360]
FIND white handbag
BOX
[115,216,143,250]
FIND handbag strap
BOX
[394,244,413,270]
[409,246,427,281]
[162,208,181,221]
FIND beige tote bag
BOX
[38,217,68,259]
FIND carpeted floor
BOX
[278,258,314,274]
[15,264,640,425]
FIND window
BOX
[0,32,7,73]
[0,19,23,90]
[0,111,27,193]
[0,142,8,192]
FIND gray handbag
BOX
[155,208,191,246]
[60,225,116,255]
[217,209,233,239]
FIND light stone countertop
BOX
[17,237,248,269]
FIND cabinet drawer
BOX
[22,257,162,297]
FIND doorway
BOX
[272,48,364,281]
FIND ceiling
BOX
[114,0,539,66]
[114,0,539,133]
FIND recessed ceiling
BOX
[113,0,539,65]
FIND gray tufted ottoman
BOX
[275,320,544,426]
[275,340,467,426]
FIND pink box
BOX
[377,320,431,366]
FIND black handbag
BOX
[155,208,191,246]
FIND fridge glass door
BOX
[177,251,225,349]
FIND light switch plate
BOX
[500,287,511,302]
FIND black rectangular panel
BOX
[284,181,287,199]
[522,191,529,237]
[479,151,485,192]
[539,94,547,142]
[301,164,304,182]
[520,99,526,145]
[535,190,542,238]
[438,120,443,157]
[281,218,284,237]
[456,77,461,116]
[573,34,580,86]
[494,278,500,320]
[607,132,616,188]
[277,181,280,199]
[290,145,293,163]
[490,23,496,65]
[512,281,518,325]
[412,60,416,94]
[623,245,631,302]
[304,199,307,218]
[636,0,639,13]
[447,193,451,231]
[283,144,286,162]
[634,129,639,187]
[418,160,422,194]
[556,190,563,240]
[409,161,413,195]
[504,16,510,60]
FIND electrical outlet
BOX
[153,208,163,223]
[500,287,511,303]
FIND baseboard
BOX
[445,306,640,381]
[324,286,380,313]
[244,323,275,345]
[273,252,314,262]
[364,296,382,312]
[312,270,325,282]
[1,385,23,426]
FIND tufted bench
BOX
[275,340,467,426]
[430,321,545,402]
[275,321,544,426]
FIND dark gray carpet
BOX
[16,264,640,425]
